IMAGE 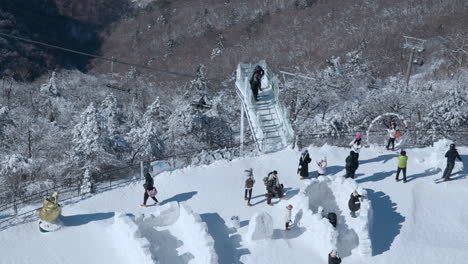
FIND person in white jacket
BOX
[386,122,397,151]
[285,204,293,230]
[349,133,362,159]
[317,157,327,176]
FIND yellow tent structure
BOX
[37,192,62,223]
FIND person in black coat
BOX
[249,65,264,101]
[345,151,359,179]
[328,249,342,264]
[141,173,159,207]
[348,191,362,218]
[298,148,312,179]
[442,143,463,181]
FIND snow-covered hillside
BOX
[0,142,467,264]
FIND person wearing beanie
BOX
[442,143,463,181]
[285,204,293,230]
[244,168,255,206]
[396,150,408,183]
[328,249,342,264]
[298,148,312,179]
[349,133,362,159]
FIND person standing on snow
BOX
[249,65,264,101]
[345,151,359,179]
[285,204,293,230]
[349,133,362,159]
[386,122,397,151]
[328,249,342,264]
[317,157,327,176]
[298,148,312,179]
[244,168,255,206]
[348,190,362,218]
[265,170,283,205]
[442,143,463,181]
[140,173,159,207]
[396,150,408,183]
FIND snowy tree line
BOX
[0,67,239,200]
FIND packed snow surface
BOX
[0,142,467,264]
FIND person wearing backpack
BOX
[140,173,159,207]
[244,168,255,206]
[345,151,359,179]
[298,148,312,179]
[442,143,463,181]
[396,150,408,183]
[265,170,283,205]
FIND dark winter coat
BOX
[345,152,359,172]
[249,72,262,92]
[298,153,312,177]
[328,254,341,264]
[253,65,265,78]
[445,148,462,163]
[328,254,342,264]
[348,194,362,212]
[266,173,278,193]
[143,173,154,190]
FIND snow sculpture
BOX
[37,192,62,232]
[230,215,240,229]
[246,212,274,241]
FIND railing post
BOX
[140,161,144,180]
[240,102,245,156]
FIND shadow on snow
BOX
[161,191,198,205]
[367,189,405,256]
[356,170,396,183]
[200,213,250,264]
[61,212,115,226]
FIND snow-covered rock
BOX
[246,212,274,241]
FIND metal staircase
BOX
[235,61,294,153]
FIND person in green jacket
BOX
[396,150,408,183]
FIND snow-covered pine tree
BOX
[0,154,32,198]
[40,72,59,96]
[101,93,123,137]
[72,103,115,172]
[427,89,468,131]
[126,98,168,162]
[80,168,93,195]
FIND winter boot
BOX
[140,204,147,207]
[247,202,252,206]
[267,203,273,206]
[395,177,400,182]
[244,197,248,200]
[154,202,160,206]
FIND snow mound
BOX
[246,212,274,241]
[295,175,372,258]
[110,213,154,264]
[110,202,217,264]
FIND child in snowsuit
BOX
[298,148,312,179]
[244,168,255,206]
[348,191,362,218]
[396,150,408,183]
[317,157,327,176]
[285,204,293,230]
[349,133,362,159]
[386,122,397,151]
[345,151,359,179]
[141,173,159,207]
[328,249,342,264]
[442,143,463,181]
